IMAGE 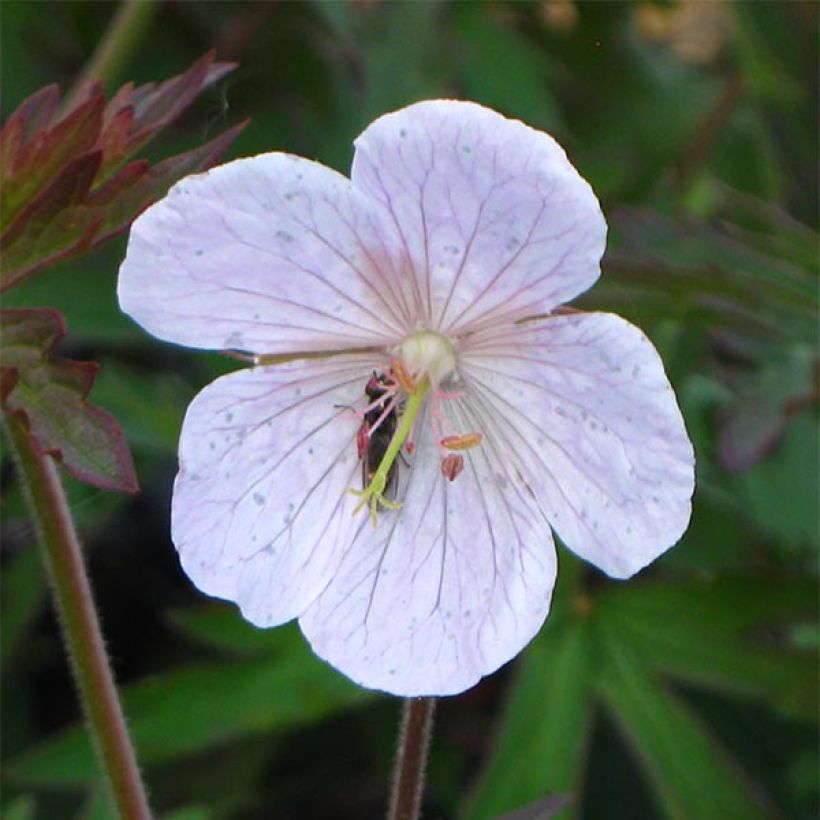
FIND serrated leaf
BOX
[8,624,372,786]
[2,95,104,225]
[1,308,138,492]
[0,52,244,292]
[464,607,593,820]
[597,635,776,820]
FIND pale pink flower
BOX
[118,101,694,696]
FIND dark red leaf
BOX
[1,308,139,493]
[0,83,60,144]
[0,53,243,291]
[86,159,149,208]
[3,96,104,226]
[3,151,102,247]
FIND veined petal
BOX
[459,313,694,579]
[119,154,411,354]
[172,355,374,623]
[300,402,557,697]
[351,100,606,334]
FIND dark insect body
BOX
[358,371,399,498]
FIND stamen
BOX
[440,432,482,451]
[441,453,464,481]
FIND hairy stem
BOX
[4,414,151,819]
[63,0,159,111]
[388,697,437,820]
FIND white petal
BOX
[172,356,375,623]
[299,402,557,697]
[351,100,606,333]
[459,313,695,579]
[119,154,411,354]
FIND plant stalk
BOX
[4,414,151,819]
[63,0,159,111]
[388,697,437,820]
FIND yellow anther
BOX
[440,432,482,451]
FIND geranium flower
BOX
[118,100,694,696]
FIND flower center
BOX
[395,331,457,389]
[351,330,480,525]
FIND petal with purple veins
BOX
[119,153,412,354]
[458,312,695,579]
[351,100,606,333]
[172,355,376,623]
[300,401,557,696]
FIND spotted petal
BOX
[119,154,412,354]
[300,400,556,696]
[458,312,695,579]
[351,100,606,334]
[172,356,371,620]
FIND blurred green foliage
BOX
[2,1,817,818]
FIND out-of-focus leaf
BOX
[464,604,593,820]
[0,546,46,665]
[2,795,36,820]
[89,362,189,455]
[8,624,372,786]
[0,308,138,492]
[0,52,246,291]
[718,346,816,471]
[597,207,818,342]
[465,566,812,819]
[734,413,819,551]
[496,794,572,820]
[599,577,818,720]
[597,634,775,820]
[454,5,566,136]
[166,603,302,656]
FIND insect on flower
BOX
[358,370,400,501]
[118,100,695,697]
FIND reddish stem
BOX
[4,414,151,819]
[388,697,437,820]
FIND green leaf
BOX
[166,602,302,655]
[454,5,566,137]
[599,577,818,720]
[9,624,372,786]
[2,796,36,820]
[464,608,593,820]
[1,307,138,492]
[0,544,46,665]
[597,633,775,820]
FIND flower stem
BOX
[63,0,159,111]
[4,414,151,819]
[388,697,437,820]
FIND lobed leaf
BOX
[0,52,244,293]
[0,308,138,492]
[597,635,777,819]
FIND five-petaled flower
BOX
[118,100,695,696]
